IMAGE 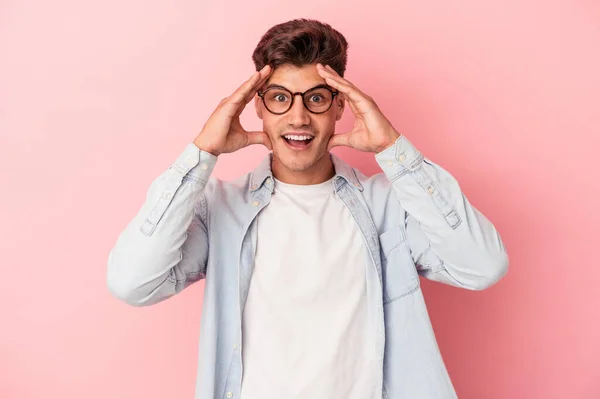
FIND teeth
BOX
[284,135,312,141]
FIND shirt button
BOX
[164,192,172,199]
[397,154,406,162]
[226,392,233,398]
[427,186,435,194]
[252,200,260,207]
[233,344,238,350]
[387,161,394,167]
[251,185,257,190]
[185,156,195,166]
[200,163,208,171]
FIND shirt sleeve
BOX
[106,143,218,306]
[375,135,509,290]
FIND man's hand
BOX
[194,65,274,156]
[316,63,401,154]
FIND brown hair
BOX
[252,19,349,77]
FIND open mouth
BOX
[282,134,315,149]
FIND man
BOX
[107,18,508,399]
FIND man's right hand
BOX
[194,65,273,156]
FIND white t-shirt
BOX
[240,177,376,399]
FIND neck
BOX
[271,152,335,185]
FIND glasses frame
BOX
[257,84,340,115]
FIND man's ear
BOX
[255,95,264,119]
[335,96,345,121]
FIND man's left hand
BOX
[316,63,401,153]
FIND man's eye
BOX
[273,94,289,102]
[309,95,324,103]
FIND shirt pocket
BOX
[378,226,420,305]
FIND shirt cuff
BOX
[170,143,218,183]
[374,135,424,182]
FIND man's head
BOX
[252,19,348,181]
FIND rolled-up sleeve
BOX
[106,143,217,306]
[375,135,509,290]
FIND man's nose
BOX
[286,95,311,126]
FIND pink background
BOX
[2,0,599,398]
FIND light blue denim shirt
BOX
[107,134,508,399]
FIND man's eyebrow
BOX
[263,83,288,90]
[261,83,333,92]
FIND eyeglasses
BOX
[257,84,339,115]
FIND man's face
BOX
[254,64,345,174]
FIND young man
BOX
[107,19,508,399]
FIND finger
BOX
[256,65,273,87]
[327,133,352,151]
[323,65,368,100]
[342,92,360,115]
[324,64,341,77]
[327,77,368,115]
[317,63,360,91]
[227,66,273,118]
[316,67,365,107]
[231,65,272,104]
[320,67,377,118]
[235,72,271,117]
[245,131,273,150]
[316,63,335,73]
[318,64,370,99]
[244,65,273,103]
[231,72,260,103]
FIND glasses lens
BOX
[263,89,292,114]
[304,88,333,113]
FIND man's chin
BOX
[272,150,311,172]
[274,149,329,173]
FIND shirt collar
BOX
[249,153,363,193]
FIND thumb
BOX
[327,133,352,151]
[246,131,273,151]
